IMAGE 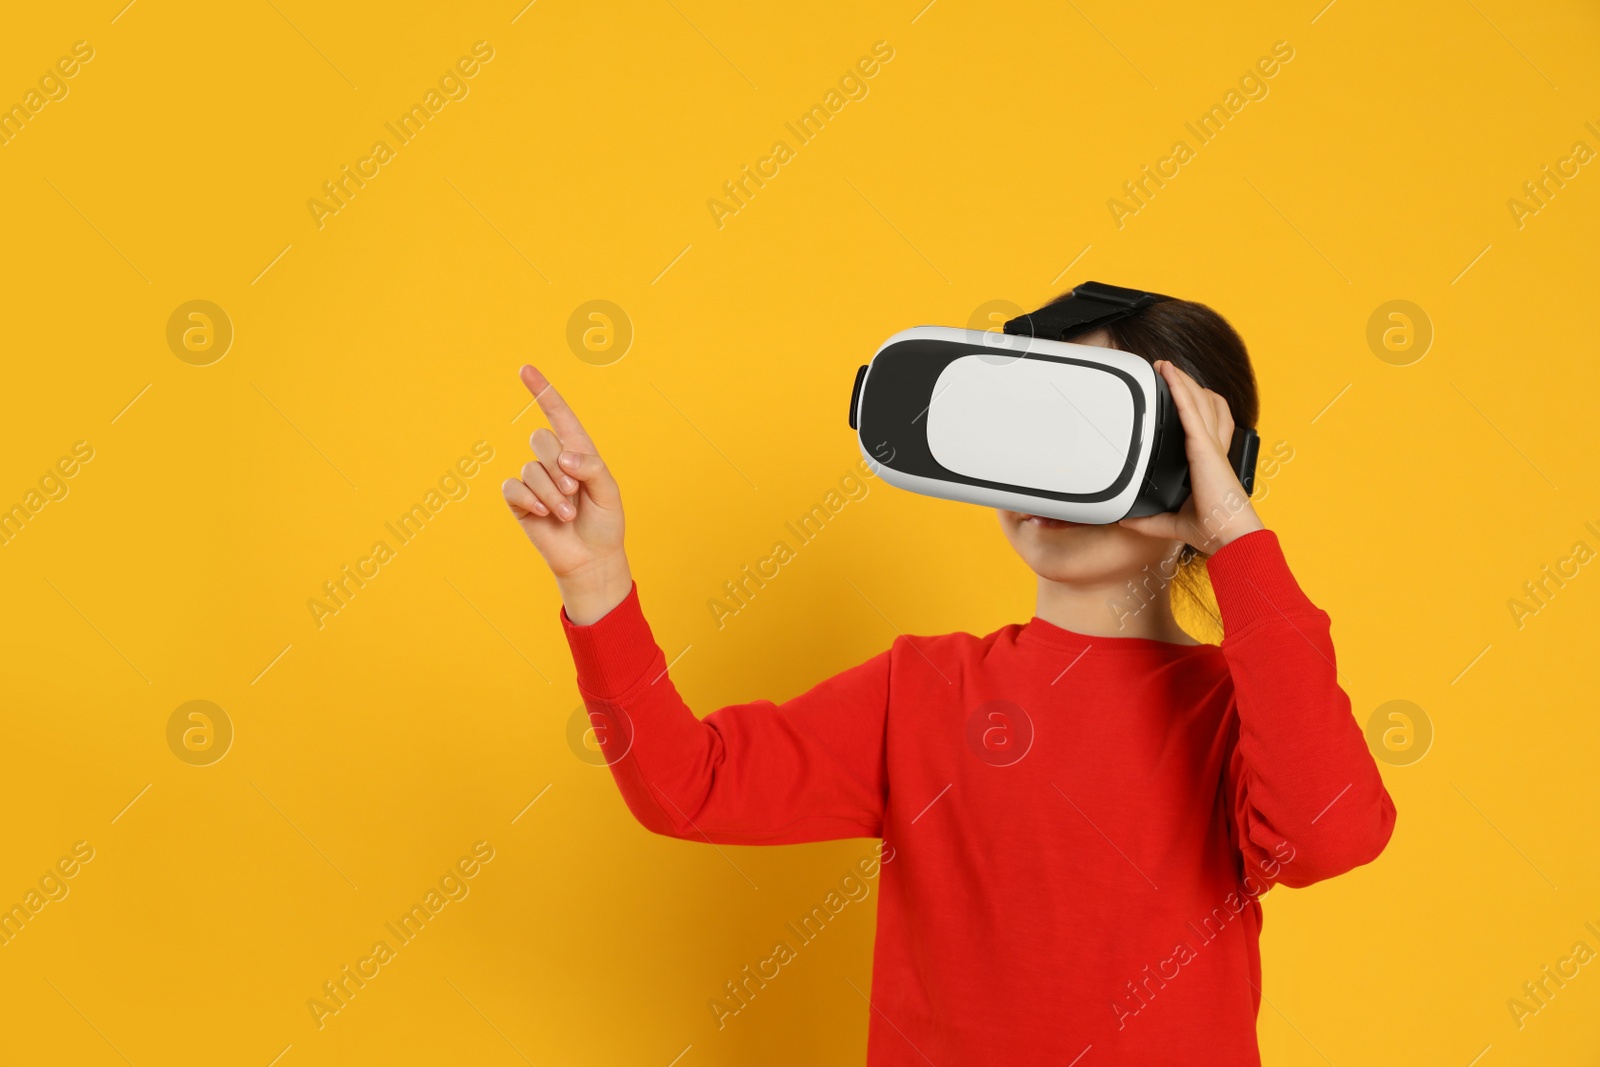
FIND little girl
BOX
[501,295,1395,1066]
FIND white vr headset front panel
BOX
[925,355,1138,495]
[854,327,1160,524]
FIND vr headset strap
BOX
[1001,280,1172,342]
[1002,280,1261,496]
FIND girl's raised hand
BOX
[501,365,632,624]
[1118,359,1264,556]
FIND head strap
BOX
[1002,280,1172,341]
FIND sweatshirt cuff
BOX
[560,582,664,699]
[1206,529,1321,635]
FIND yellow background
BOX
[2,1,1597,1063]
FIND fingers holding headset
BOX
[1145,360,1261,549]
[1156,361,1213,448]
[1210,392,1235,454]
[1158,359,1236,457]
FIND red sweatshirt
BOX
[561,530,1395,1066]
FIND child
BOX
[501,296,1395,1066]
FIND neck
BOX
[1033,573,1197,644]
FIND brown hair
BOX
[1079,297,1259,428]
[1065,297,1260,637]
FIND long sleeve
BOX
[1209,529,1397,889]
[561,583,891,845]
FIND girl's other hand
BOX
[501,365,632,625]
[1118,359,1264,555]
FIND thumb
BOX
[557,450,621,507]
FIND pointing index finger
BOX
[520,365,595,450]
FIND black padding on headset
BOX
[1002,280,1172,341]
[1229,426,1260,496]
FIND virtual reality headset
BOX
[848,281,1259,525]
